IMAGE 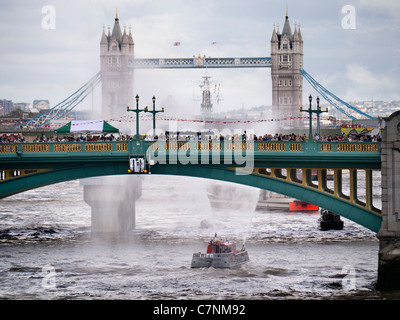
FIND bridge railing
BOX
[0,140,380,155]
[0,141,129,154]
[318,141,379,152]
[145,140,302,152]
[144,140,380,153]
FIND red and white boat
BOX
[191,234,249,269]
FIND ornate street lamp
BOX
[146,95,164,137]
[300,95,328,139]
[127,94,148,140]
[300,94,314,139]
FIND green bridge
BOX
[0,138,381,232]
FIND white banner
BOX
[70,120,104,133]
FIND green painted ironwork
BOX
[0,139,382,232]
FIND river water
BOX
[0,175,399,300]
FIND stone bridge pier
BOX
[81,175,142,234]
[377,110,400,290]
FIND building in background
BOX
[0,99,14,116]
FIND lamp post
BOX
[146,95,164,137]
[315,96,328,138]
[300,94,314,139]
[300,95,329,139]
[127,94,148,140]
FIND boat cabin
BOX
[206,236,236,254]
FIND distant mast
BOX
[197,75,221,120]
[200,76,213,116]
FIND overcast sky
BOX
[0,0,399,117]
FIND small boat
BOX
[319,209,344,230]
[191,234,249,269]
[289,200,319,211]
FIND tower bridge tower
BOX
[100,11,134,119]
[90,12,140,235]
[271,10,303,125]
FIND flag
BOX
[173,42,181,46]
[211,42,217,45]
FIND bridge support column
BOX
[81,176,142,234]
[377,111,400,290]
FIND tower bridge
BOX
[21,9,369,128]
[100,10,303,121]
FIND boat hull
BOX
[289,201,319,211]
[191,251,249,269]
[320,220,344,231]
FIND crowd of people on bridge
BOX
[31,134,127,143]
[0,131,382,144]
[146,131,382,143]
[316,133,381,142]
[0,133,25,143]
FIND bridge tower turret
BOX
[100,11,134,119]
[271,9,303,127]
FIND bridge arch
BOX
[1,160,381,233]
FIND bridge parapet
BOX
[0,140,381,178]
[0,139,380,159]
